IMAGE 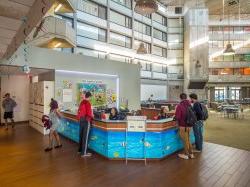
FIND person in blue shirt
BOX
[189,93,204,152]
[109,107,119,120]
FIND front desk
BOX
[58,112,195,160]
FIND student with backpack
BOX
[189,93,208,152]
[175,93,195,160]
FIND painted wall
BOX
[1,75,30,122]
[2,46,141,110]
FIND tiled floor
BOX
[0,124,249,187]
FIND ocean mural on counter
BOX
[57,118,196,159]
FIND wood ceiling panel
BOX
[0,16,22,31]
[0,28,16,38]
[0,0,30,20]
[9,0,35,7]
[0,37,12,45]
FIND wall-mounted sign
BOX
[127,116,147,132]
[82,80,103,84]
[63,89,73,102]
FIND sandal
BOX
[54,144,62,149]
[44,147,53,152]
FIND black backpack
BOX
[185,106,197,127]
[200,104,209,121]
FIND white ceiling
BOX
[0,65,53,76]
[0,0,36,59]
[159,0,250,15]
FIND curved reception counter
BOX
[58,112,195,159]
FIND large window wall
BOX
[77,22,107,42]
[67,0,184,81]
[110,32,132,48]
[110,10,132,28]
[79,0,107,19]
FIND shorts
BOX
[4,112,13,119]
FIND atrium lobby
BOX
[0,0,250,187]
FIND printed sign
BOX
[63,89,73,102]
[127,116,147,132]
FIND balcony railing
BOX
[209,61,250,68]
[31,16,76,48]
[209,75,250,83]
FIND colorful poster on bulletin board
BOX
[77,83,107,107]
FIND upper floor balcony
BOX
[209,75,250,83]
[209,61,250,68]
[31,16,76,49]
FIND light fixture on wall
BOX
[223,0,235,55]
[134,0,158,15]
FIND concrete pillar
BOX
[184,8,209,92]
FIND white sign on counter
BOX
[63,89,73,102]
[127,116,147,132]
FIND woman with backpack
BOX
[44,99,62,152]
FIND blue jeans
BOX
[193,120,203,151]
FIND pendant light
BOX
[137,43,147,54]
[223,0,235,55]
[134,0,158,15]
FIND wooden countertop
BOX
[61,111,177,132]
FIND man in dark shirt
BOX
[189,93,204,152]
[2,93,17,130]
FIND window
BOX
[76,47,106,59]
[134,20,151,36]
[77,22,107,42]
[230,87,241,100]
[153,29,167,41]
[80,0,107,19]
[140,61,152,71]
[153,13,167,26]
[152,45,167,57]
[215,87,226,101]
[110,32,131,48]
[109,54,131,63]
[134,40,151,53]
[110,10,132,28]
[112,0,132,9]
[152,64,167,73]
[61,16,74,28]
[61,48,73,53]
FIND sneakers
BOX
[189,154,195,159]
[81,153,92,157]
[54,144,62,149]
[178,154,189,160]
[44,147,53,152]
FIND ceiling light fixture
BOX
[223,0,235,55]
[134,0,158,15]
[54,42,62,48]
[54,3,62,12]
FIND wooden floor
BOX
[0,124,250,187]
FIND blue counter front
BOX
[58,112,196,159]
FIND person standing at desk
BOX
[77,91,93,157]
[157,107,170,120]
[109,107,119,120]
